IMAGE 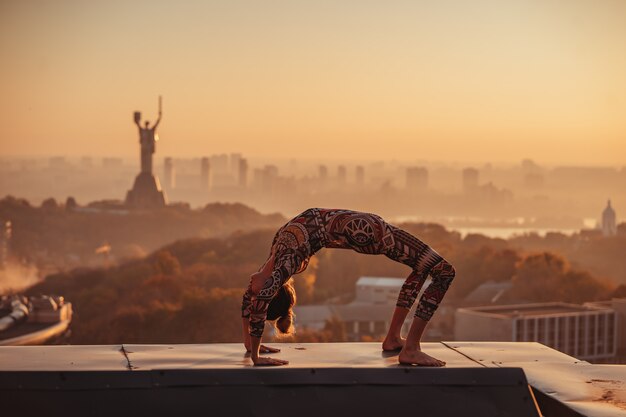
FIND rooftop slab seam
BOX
[119,345,135,371]
[441,341,487,368]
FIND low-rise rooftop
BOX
[461,302,611,318]
[356,276,405,287]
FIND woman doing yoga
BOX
[242,208,456,366]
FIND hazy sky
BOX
[1,0,625,165]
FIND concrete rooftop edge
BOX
[0,342,624,417]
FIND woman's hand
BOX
[249,334,285,365]
[253,357,289,366]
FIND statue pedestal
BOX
[125,172,167,209]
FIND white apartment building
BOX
[455,302,619,361]
[294,276,422,341]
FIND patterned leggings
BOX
[384,227,456,321]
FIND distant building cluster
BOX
[456,299,626,362]
[0,155,623,236]
[156,156,520,218]
[292,276,455,341]
[294,275,626,361]
[159,153,250,205]
[294,277,411,341]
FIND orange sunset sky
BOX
[0,0,625,165]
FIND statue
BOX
[125,96,167,208]
[134,96,162,174]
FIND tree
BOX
[65,197,78,210]
[612,284,626,298]
[507,252,610,303]
[153,250,181,276]
[509,252,569,302]
[41,197,58,210]
[324,316,347,341]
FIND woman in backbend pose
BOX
[242,208,456,366]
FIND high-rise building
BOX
[164,157,175,189]
[337,165,347,185]
[319,165,328,181]
[230,153,242,181]
[265,165,279,178]
[209,154,229,188]
[355,166,365,186]
[200,157,211,191]
[48,156,67,169]
[462,168,479,193]
[255,165,279,194]
[210,154,229,174]
[406,167,428,191]
[523,173,544,189]
[238,158,249,188]
[80,157,93,168]
[602,200,617,237]
[253,168,263,189]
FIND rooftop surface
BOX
[356,276,405,287]
[461,302,611,317]
[0,342,477,371]
[0,342,625,417]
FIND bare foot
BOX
[398,348,446,366]
[382,336,405,351]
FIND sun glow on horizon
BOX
[1,0,625,165]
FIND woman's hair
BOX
[266,279,296,334]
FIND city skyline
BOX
[1,1,625,165]
[1,152,622,230]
